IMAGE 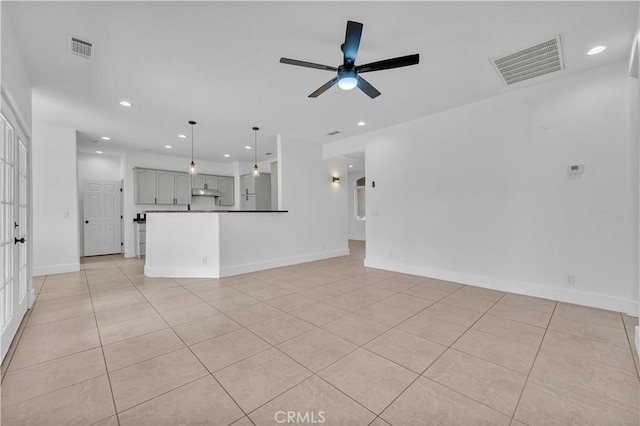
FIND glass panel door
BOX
[0,112,30,363]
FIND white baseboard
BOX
[145,265,220,278]
[220,248,350,277]
[348,234,365,241]
[28,287,36,309]
[33,263,81,277]
[145,249,350,278]
[364,258,638,316]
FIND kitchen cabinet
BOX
[174,173,191,205]
[134,222,146,258]
[218,176,234,206]
[135,169,157,204]
[205,175,219,190]
[156,171,176,204]
[192,175,205,189]
[240,173,271,210]
[134,167,235,206]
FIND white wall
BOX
[122,150,235,257]
[1,5,32,132]
[217,139,348,275]
[325,61,638,315]
[348,171,366,241]
[32,124,79,275]
[247,136,348,261]
[77,152,122,256]
[270,161,278,209]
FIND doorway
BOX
[0,111,32,363]
[345,152,366,243]
[83,180,122,256]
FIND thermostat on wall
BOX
[567,164,584,175]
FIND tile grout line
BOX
[621,313,640,381]
[13,249,632,426]
[377,291,512,420]
[240,284,499,422]
[110,258,257,425]
[0,307,33,382]
[509,300,558,423]
[83,256,123,426]
[173,260,395,423]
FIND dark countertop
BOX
[144,210,289,213]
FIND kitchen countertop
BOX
[144,210,288,213]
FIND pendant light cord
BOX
[254,129,258,165]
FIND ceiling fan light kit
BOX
[280,20,419,98]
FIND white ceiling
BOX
[5,1,638,163]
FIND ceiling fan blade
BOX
[280,58,338,72]
[342,21,363,65]
[356,54,420,73]
[357,76,381,99]
[309,77,339,98]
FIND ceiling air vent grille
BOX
[70,37,92,59]
[491,36,564,85]
[327,130,341,136]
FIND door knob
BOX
[14,237,25,244]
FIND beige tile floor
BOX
[1,241,639,425]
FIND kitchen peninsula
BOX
[144,210,298,278]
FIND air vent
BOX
[327,130,341,136]
[70,36,92,59]
[491,36,564,85]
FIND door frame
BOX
[0,88,34,363]
[82,179,123,257]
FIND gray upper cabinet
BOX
[205,175,219,190]
[174,173,191,205]
[135,169,157,204]
[218,176,234,206]
[156,171,175,204]
[134,167,234,206]
[191,175,205,189]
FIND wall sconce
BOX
[332,176,340,183]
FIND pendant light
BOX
[188,120,197,175]
[252,126,260,177]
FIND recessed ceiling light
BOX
[224,154,230,158]
[165,145,172,149]
[101,136,110,140]
[178,134,186,139]
[244,146,252,150]
[348,164,354,168]
[587,46,606,55]
[95,150,103,154]
[119,101,132,107]
[357,121,366,126]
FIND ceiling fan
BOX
[280,20,419,99]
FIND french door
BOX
[0,111,31,363]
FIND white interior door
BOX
[83,180,122,256]
[0,112,30,363]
